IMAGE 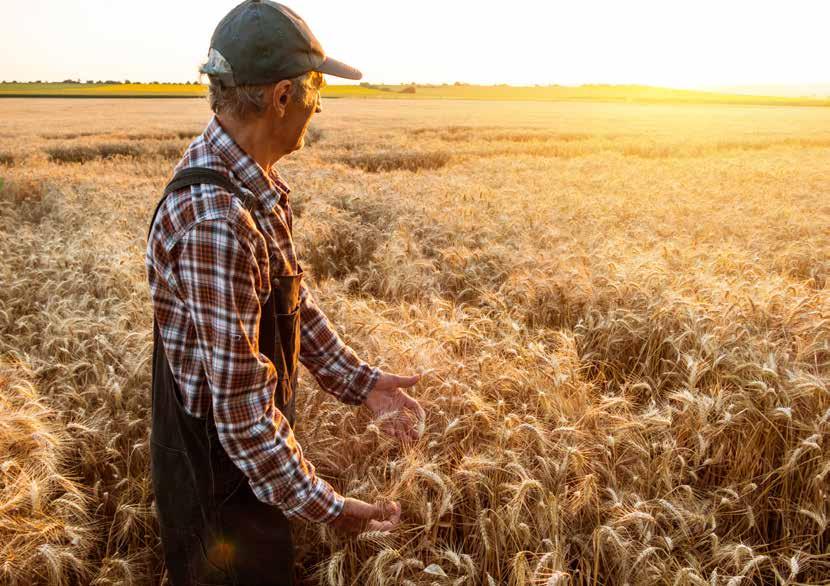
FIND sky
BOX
[1,0,828,89]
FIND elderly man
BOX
[145,2,425,584]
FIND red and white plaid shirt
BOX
[146,115,379,524]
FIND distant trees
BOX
[1,78,247,86]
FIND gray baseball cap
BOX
[200,0,362,87]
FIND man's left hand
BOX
[364,372,426,442]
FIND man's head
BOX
[199,1,360,157]
[205,71,325,154]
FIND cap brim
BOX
[316,57,362,80]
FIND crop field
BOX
[2,82,830,107]
[0,97,828,585]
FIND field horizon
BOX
[0,97,828,584]
[2,81,830,108]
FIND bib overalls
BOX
[148,168,302,585]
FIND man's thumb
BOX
[392,373,421,388]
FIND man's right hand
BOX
[329,497,401,534]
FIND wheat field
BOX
[3,82,829,106]
[0,97,828,585]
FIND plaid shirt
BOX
[146,116,380,524]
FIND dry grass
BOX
[46,143,143,163]
[304,125,325,147]
[0,360,93,585]
[45,141,188,164]
[337,151,451,173]
[0,97,828,584]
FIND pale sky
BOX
[1,0,827,88]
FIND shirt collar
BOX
[203,115,291,212]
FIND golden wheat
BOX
[0,97,827,584]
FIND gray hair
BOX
[203,70,321,120]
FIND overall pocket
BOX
[151,441,200,530]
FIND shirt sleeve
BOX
[298,280,380,405]
[174,218,343,524]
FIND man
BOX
[145,2,425,584]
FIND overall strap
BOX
[147,166,265,342]
[147,166,259,241]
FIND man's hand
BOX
[365,372,426,442]
[329,498,401,534]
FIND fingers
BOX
[381,409,419,442]
[390,373,421,388]
[367,518,396,532]
[403,393,426,422]
[398,411,420,441]
[385,500,402,524]
[333,498,402,535]
[367,500,401,532]
[381,419,408,442]
[397,393,425,440]
[374,370,426,442]
[399,420,418,442]
[374,500,401,521]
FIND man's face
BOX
[282,73,325,153]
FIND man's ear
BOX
[272,80,293,117]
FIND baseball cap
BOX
[199,0,362,87]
